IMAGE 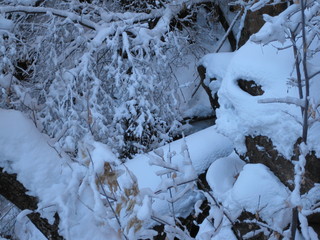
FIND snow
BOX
[197,218,236,240]
[0,108,233,238]
[121,126,232,187]
[0,109,119,240]
[206,152,245,198]
[207,39,320,158]
[199,52,233,79]
[206,161,291,233]
[2,2,320,238]
[15,210,46,240]
[0,16,14,32]
[119,126,233,217]
[231,164,291,229]
[136,196,152,221]
[4,0,37,6]
[175,54,213,119]
[0,74,13,89]
[90,141,120,175]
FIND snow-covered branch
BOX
[0,5,98,30]
[258,96,305,107]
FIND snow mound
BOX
[206,151,245,198]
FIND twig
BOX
[86,149,128,240]
[154,178,198,195]
[258,97,305,108]
[197,180,243,240]
[215,9,243,53]
[167,144,177,226]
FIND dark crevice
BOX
[237,79,264,96]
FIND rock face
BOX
[237,79,264,96]
[243,135,320,236]
[238,3,288,47]
[243,135,320,194]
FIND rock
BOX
[243,135,320,194]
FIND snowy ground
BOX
[1,3,320,239]
[0,108,233,239]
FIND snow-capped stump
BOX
[237,79,264,96]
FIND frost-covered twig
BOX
[215,8,243,53]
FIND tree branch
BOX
[0,168,63,239]
[0,6,97,30]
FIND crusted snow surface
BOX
[208,39,320,158]
[119,126,233,216]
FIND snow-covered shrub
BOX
[0,0,222,159]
